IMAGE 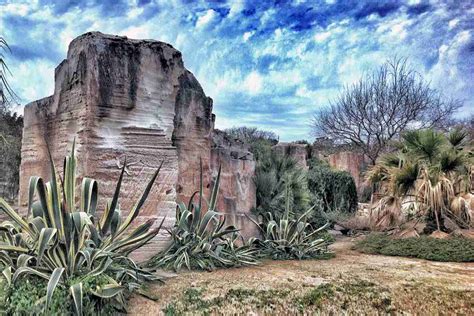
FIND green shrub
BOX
[355,234,474,262]
[147,162,259,271]
[254,152,310,220]
[0,141,163,314]
[307,158,357,223]
[0,109,22,202]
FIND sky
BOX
[1,0,473,141]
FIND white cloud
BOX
[448,18,460,30]
[196,9,216,28]
[244,71,263,94]
[243,31,254,42]
[314,31,331,42]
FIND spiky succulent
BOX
[147,161,259,271]
[249,184,331,260]
[0,141,164,314]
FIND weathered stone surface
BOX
[272,142,309,169]
[327,151,368,191]
[19,32,256,259]
[211,130,257,239]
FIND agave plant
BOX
[368,128,473,231]
[0,141,164,314]
[249,184,331,260]
[147,161,259,271]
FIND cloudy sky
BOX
[1,0,473,141]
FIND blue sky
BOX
[1,0,473,141]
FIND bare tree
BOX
[312,58,462,164]
[224,126,279,144]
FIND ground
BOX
[128,237,474,315]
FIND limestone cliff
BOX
[19,32,256,258]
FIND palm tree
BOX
[367,128,473,232]
[1,37,17,108]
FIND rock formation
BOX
[272,142,310,169]
[19,32,256,259]
[327,151,368,191]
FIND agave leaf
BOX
[37,228,57,265]
[88,257,113,278]
[12,266,51,283]
[45,143,64,239]
[110,209,122,240]
[198,158,203,213]
[0,243,29,253]
[81,178,98,216]
[100,158,126,235]
[45,267,64,310]
[28,176,50,222]
[0,198,34,235]
[2,266,11,286]
[91,283,123,299]
[0,251,13,266]
[63,138,76,213]
[115,162,163,238]
[209,165,221,211]
[17,254,34,267]
[70,283,83,316]
[29,216,46,234]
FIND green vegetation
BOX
[147,161,259,271]
[163,286,291,315]
[161,279,397,315]
[225,127,311,219]
[354,234,474,262]
[0,109,22,202]
[249,191,332,260]
[307,158,358,226]
[368,128,473,231]
[298,283,334,308]
[0,141,163,314]
[0,274,116,315]
[254,152,310,219]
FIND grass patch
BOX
[163,287,291,315]
[298,283,334,308]
[354,233,474,262]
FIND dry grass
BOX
[128,238,474,315]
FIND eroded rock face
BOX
[272,142,310,169]
[327,151,368,191]
[19,32,256,259]
[212,130,258,239]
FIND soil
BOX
[128,237,474,315]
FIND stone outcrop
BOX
[327,151,368,191]
[19,32,256,259]
[271,142,310,169]
[212,130,257,239]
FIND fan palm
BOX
[368,128,473,231]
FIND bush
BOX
[307,158,358,224]
[147,162,259,271]
[254,152,310,220]
[0,109,22,201]
[354,234,474,262]
[0,141,163,313]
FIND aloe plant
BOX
[249,184,331,260]
[0,141,164,314]
[147,160,259,271]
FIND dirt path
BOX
[128,238,474,315]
